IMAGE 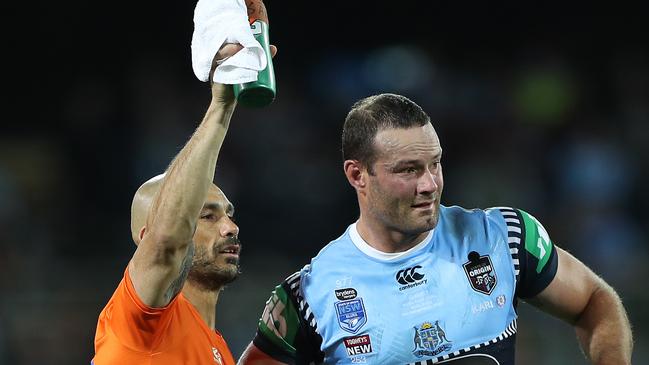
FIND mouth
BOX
[411,200,436,210]
[218,245,241,257]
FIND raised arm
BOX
[527,247,633,365]
[128,46,240,308]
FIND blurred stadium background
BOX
[2,1,647,364]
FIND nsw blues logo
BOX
[335,298,367,333]
[412,321,452,357]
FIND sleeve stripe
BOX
[498,207,523,286]
[286,271,300,285]
[500,210,518,217]
[508,237,520,244]
[288,265,320,335]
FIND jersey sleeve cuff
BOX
[519,245,558,298]
[253,329,296,364]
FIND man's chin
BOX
[187,265,240,291]
[428,211,440,226]
[224,257,239,265]
[218,264,240,282]
[411,217,438,236]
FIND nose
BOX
[220,216,240,238]
[417,168,438,195]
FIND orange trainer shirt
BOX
[92,269,235,365]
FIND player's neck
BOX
[182,282,221,330]
[356,216,429,253]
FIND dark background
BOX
[1,1,648,364]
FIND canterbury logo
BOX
[396,265,425,284]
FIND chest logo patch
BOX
[343,334,373,356]
[395,265,428,291]
[335,287,358,300]
[335,298,368,333]
[463,251,498,295]
[412,321,452,357]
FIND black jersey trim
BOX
[495,207,525,293]
[286,268,320,334]
[284,267,325,364]
[518,242,558,298]
[406,319,517,365]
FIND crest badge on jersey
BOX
[463,251,498,295]
[335,297,368,333]
[412,321,452,357]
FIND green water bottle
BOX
[233,0,275,107]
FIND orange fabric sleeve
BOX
[101,268,179,351]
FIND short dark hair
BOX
[341,93,431,173]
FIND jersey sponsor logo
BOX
[335,287,358,300]
[335,298,368,333]
[412,321,452,357]
[471,299,495,314]
[463,251,498,295]
[212,347,223,364]
[396,265,425,284]
[343,334,373,356]
[396,265,428,291]
[261,292,288,338]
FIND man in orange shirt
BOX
[92,42,277,365]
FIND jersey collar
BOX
[349,222,434,261]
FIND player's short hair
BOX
[342,93,431,174]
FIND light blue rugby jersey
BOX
[254,206,558,365]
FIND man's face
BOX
[365,124,443,236]
[188,185,241,291]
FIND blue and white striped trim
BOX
[494,207,523,284]
[286,266,320,334]
[406,319,517,365]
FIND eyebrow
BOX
[393,153,443,166]
[394,159,422,165]
[203,202,235,216]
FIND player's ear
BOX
[344,160,366,191]
[136,226,147,245]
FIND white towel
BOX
[191,0,267,84]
